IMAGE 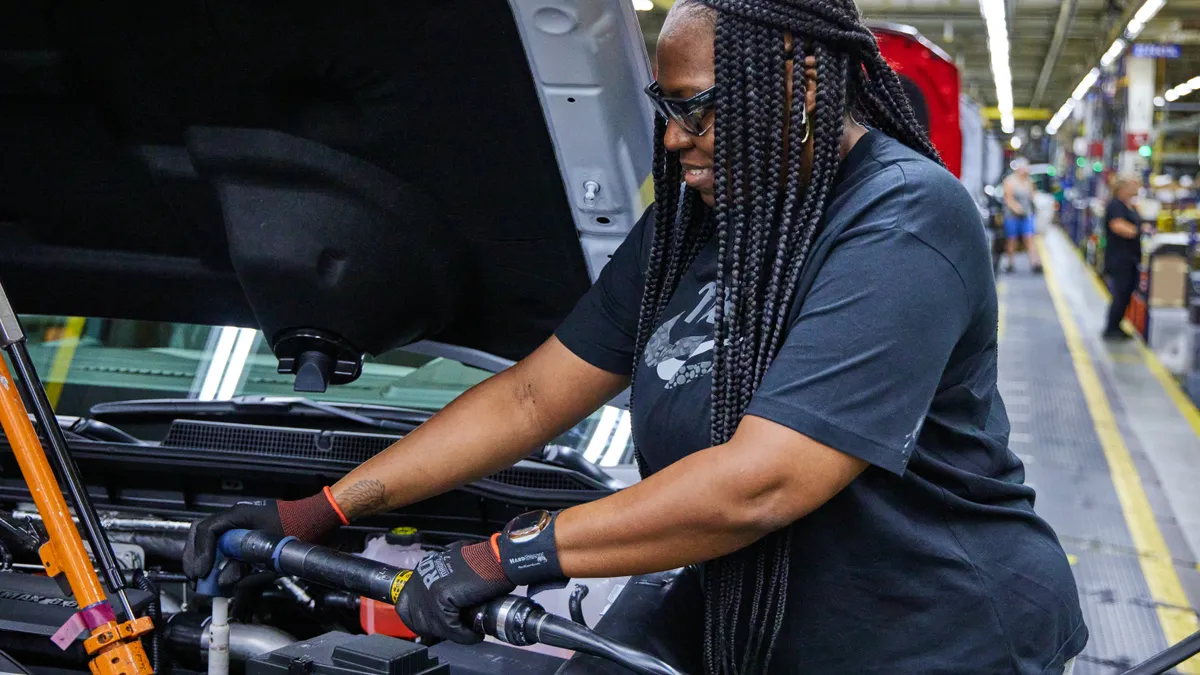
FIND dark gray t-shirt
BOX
[555,131,1087,674]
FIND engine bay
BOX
[0,402,698,675]
[0,503,700,675]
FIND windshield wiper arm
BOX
[89,396,430,432]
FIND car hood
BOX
[0,0,653,383]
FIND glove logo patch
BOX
[417,554,454,589]
[507,553,548,570]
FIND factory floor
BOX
[1001,227,1200,674]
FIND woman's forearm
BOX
[554,416,867,578]
[331,338,628,519]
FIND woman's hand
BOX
[394,540,516,644]
[182,490,345,581]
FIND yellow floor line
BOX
[44,317,85,409]
[1039,238,1200,673]
[1066,236,1200,443]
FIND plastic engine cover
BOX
[247,632,447,675]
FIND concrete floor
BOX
[998,227,1200,674]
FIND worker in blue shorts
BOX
[1003,157,1043,274]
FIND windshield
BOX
[17,314,635,468]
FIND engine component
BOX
[0,573,151,666]
[559,568,703,675]
[275,577,316,611]
[166,613,296,665]
[0,649,30,675]
[13,509,192,532]
[247,632,446,675]
[425,641,563,675]
[357,529,424,640]
[210,529,687,675]
[83,541,146,571]
[210,597,231,675]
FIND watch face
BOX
[506,510,551,544]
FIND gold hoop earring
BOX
[799,106,812,143]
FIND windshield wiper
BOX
[89,396,431,432]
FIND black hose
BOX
[568,584,589,627]
[0,649,31,675]
[1121,630,1200,675]
[231,572,280,623]
[134,572,167,675]
[534,614,686,675]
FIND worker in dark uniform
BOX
[184,0,1088,672]
[1103,177,1147,340]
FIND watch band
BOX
[496,510,566,586]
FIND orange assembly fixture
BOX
[0,347,154,673]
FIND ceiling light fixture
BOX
[979,0,1014,133]
[1072,68,1101,101]
[632,0,654,11]
[1129,0,1167,36]
[1047,0,1168,135]
[1100,39,1127,67]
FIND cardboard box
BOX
[1150,254,1189,308]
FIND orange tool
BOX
[0,288,154,675]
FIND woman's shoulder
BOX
[828,136,990,292]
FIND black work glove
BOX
[183,490,345,582]
[395,541,516,644]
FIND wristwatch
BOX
[495,509,565,586]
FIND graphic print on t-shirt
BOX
[644,281,717,389]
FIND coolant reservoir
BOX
[358,527,426,639]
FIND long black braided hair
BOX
[628,1,943,673]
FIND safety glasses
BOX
[644,81,716,136]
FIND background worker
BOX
[1103,176,1149,340]
[1002,157,1042,274]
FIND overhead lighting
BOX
[1154,96,1166,106]
[979,0,1014,133]
[1049,0,1167,136]
[1010,136,1023,149]
[1130,0,1166,30]
[1072,68,1101,100]
[1046,98,1078,136]
[632,0,654,10]
[1100,39,1128,67]
[1165,89,1181,101]
[1189,76,1200,88]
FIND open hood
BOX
[0,0,653,389]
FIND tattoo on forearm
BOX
[338,479,388,517]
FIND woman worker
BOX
[184,0,1087,672]
[1102,176,1148,340]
